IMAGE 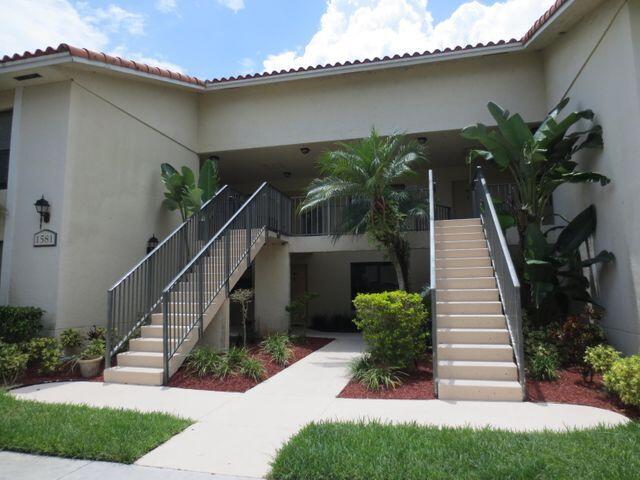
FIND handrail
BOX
[161,183,292,384]
[471,166,526,399]
[290,186,452,236]
[105,185,243,365]
[428,170,438,397]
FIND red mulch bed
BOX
[339,358,436,400]
[168,337,334,392]
[527,368,640,419]
[339,361,638,418]
[14,362,105,388]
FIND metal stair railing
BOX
[161,183,291,384]
[105,185,243,366]
[427,170,439,397]
[471,166,526,399]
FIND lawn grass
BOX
[0,391,192,463]
[269,421,640,480]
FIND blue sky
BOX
[3,0,554,80]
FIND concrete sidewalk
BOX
[0,452,259,480]
[11,332,630,478]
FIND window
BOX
[0,110,12,190]
[350,262,398,300]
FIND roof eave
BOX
[204,42,525,91]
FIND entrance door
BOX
[291,263,308,315]
[452,180,472,219]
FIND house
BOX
[0,0,638,395]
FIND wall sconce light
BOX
[34,195,50,229]
[146,235,159,254]
[417,136,428,145]
[283,171,292,178]
[300,147,311,155]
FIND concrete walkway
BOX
[0,452,258,480]
[11,332,630,479]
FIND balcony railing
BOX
[290,187,451,236]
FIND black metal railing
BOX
[471,167,526,399]
[291,187,451,236]
[428,170,439,397]
[105,186,243,365]
[161,183,291,383]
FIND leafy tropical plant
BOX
[260,333,293,366]
[584,344,621,382]
[527,343,559,381]
[60,328,82,350]
[299,129,427,290]
[78,339,105,361]
[185,347,223,377]
[524,205,614,317]
[349,354,405,391]
[604,355,640,407]
[161,159,220,222]
[462,98,610,243]
[229,288,254,347]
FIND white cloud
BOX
[262,0,555,73]
[80,3,146,36]
[0,0,185,74]
[217,0,245,13]
[238,57,255,74]
[110,46,185,73]
[0,0,108,56]
[156,0,177,13]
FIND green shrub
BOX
[26,337,63,374]
[353,291,428,368]
[185,347,223,377]
[0,306,43,343]
[240,357,266,381]
[584,345,621,378]
[349,354,405,391]
[548,316,605,366]
[225,346,250,369]
[87,325,106,341]
[0,341,29,386]
[78,339,105,360]
[604,355,640,407]
[60,328,82,350]
[261,334,293,366]
[527,344,559,381]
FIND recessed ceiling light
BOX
[417,136,428,145]
[300,147,311,155]
[283,171,292,178]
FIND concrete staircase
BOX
[103,229,268,386]
[435,218,522,401]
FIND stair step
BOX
[117,351,164,368]
[435,232,484,241]
[436,257,491,268]
[435,218,481,227]
[438,343,514,361]
[103,366,164,386]
[437,301,502,315]
[437,248,489,259]
[141,325,190,338]
[436,240,487,250]
[438,289,499,302]
[437,328,510,344]
[129,334,196,352]
[437,379,523,401]
[438,360,518,381]
[436,314,506,329]
[436,266,494,278]
[438,277,496,289]
[150,313,194,325]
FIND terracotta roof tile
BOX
[0,1,570,88]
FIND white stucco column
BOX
[200,298,230,352]
[254,239,290,335]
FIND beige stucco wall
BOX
[198,51,547,153]
[52,72,200,332]
[0,92,13,242]
[0,83,71,331]
[254,238,291,334]
[544,0,640,353]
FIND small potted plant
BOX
[60,328,82,357]
[76,338,105,378]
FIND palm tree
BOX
[299,129,427,291]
